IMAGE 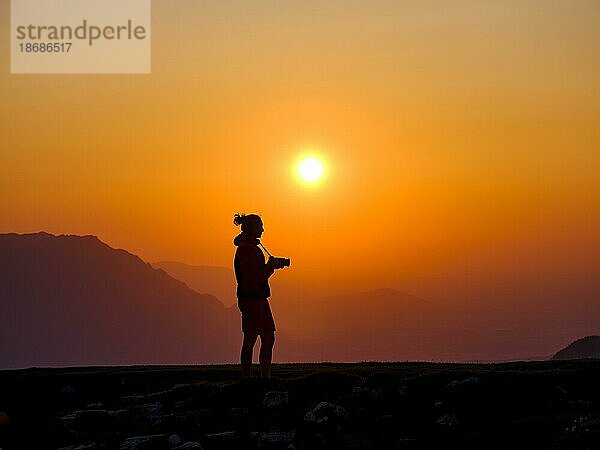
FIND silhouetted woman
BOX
[233,213,283,378]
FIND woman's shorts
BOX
[237,298,276,335]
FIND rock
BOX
[397,437,417,446]
[173,397,193,410]
[174,409,213,427]
[109,409,130,423]
[369,387,384,399]
[263,391,289,408]
[304,402,349,425]
[352,386,370,397]
[352,386,383,399]
[177,443,203,450]
[567,399,591,406]
[130,402,164,426]
[204,431,245,449]
[205,431,238,444]
[338,434,378,449]
[56,444,98,450]
[60,407,140,435]
[259,429,296,446]
[121,394,144,405]
[248,431,261,445]
[119,434,170,450]
[555,386,568,397]
[61,385,79,395]
[60,410,113,433]
[445,377,480,391]
[229,407,249,417]
[397,385,408,398]
[309,432,327,446]
[436,414,460,427]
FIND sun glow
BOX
[297,156,325,184]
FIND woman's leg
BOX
[259,332,275,378]
[241,332,258,377]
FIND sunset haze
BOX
[1,1,599,320]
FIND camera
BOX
[269,256,291,269]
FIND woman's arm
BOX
[235,245,274,292]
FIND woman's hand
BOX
[267,256,279,270]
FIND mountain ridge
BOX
[552,335,600,360]
[2,232,599,365]
[0,232,236,369]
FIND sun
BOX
[297,156,325,183]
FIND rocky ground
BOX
[0,361,599,449]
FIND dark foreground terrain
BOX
[0,361,599,450]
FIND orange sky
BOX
[1,1,599,301]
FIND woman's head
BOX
[233,213,264,238]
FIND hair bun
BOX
[233,213,245,227]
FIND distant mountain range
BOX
[552,336,600,360]
[152,261,236,306]
[1,232,599,367]
[0,232,239,368]
[150,259,600,362]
